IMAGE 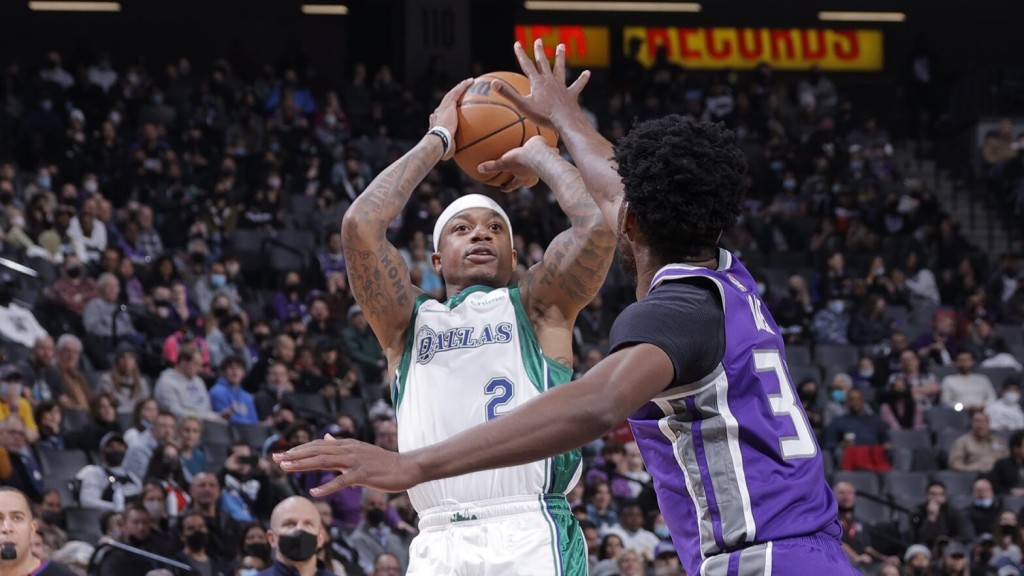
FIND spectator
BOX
[124,410,177,481]
[986,380,1024,432]
[18,336,61,405]
[95,505,174,576]
[604,500,660,561]
[895,348,941,410]
[614,549,645,576]
[153,344,222,421]
[879,375,924,430]
[209,356,258,424]
[935,539,969,576]
[0,367,38,442]
[33,401,64,450]
[342,305,386,384]
[53,334,91,411]
[848,294,894,348]
[207,313,250,371]
[941,351,997,411]
[187,472,242,561]
[272,272,307,323]
[123,397,159,447]
[67,392,121,453]
[993,432,1024,496]
[142,443,190,518]
[49,256,97,316]
[262,496,334,576]
[962,478,1001,540]
[75,432,141,513]
[911,482,971,548]
[591,534,625,576]
[812,296,852,345]
[0,271,49,350]
[134,205,164,262]
[193,260,242,315]
[903,544,932,576]
[176,510,234,576]
[219,443,273,523]
[992,511,1023,565]
[178,416,209,482]
[586,480,618,534]
[0,416,44,502]
[348,489,408,575]
[82,273,140,362]
[948,411,1008,473]
[834,481,898,570]
[67,196,107,264]
[97,346,150,414]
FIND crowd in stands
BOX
[0,46,1020,576]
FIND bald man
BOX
[260,496,333,576]
[0,487,77,575]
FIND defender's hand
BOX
[492,39,590,130]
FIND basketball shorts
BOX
[407,494,588,576]
[697,531,860,576]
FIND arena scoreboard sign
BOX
[514,25,611,68]
[623,27,884,71]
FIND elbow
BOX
[579,395,624,438]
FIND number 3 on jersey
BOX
[754,350,817,459]
[484,377,514,421]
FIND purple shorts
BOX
[697,531,859,576]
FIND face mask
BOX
[110,527,122,540]
[324,113,337,127]
[1,382,21,397]
[185,531,207,550]
[212,307,230,321]
[37,175,51,189]
[239,570,259,576]
[366,508,386,526]
[911,568,927,576]
[799,390,817,403]
[190,252,206,265]
[827,300,845,314]
[783,178,797,190]
[831,389,846,403]
[976,498,994,508]
[41,511,64,528]
[858,369,874,378]
[162,457,180,474]
[277,530,318,562]
[1002,524,1017,536]
[67,266,82,279]
[654,525,671,539]
[105,450,126,467]
[1005,392,1021,404]
[83,180,99,194]
[143,500,164,519]
[286,283,301,294]
[210,274,227,288]
[756,282,767,295]
[243,543,271,559]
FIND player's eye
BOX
[489,223,502,231]
[454,224,469,232]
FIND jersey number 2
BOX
[485,377,514,421]
[753,350,817,459]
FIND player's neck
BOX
[635,252,718,300]
[5,556,41,574]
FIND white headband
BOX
[432,194,514,253]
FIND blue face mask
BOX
[654,525,671,539]
[976,498,994,508]
[831,389,846,403]
[210,274,227,288]
[239,570,259,576]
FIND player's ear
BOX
[620,202,637,241]
[510,248,517,272]
[431,252,443,275]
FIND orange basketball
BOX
[453,72,559,187]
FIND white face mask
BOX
[1005,392,1021,404]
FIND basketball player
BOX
[277,40,857,576]
[331,77,616,575]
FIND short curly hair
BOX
[615,115,746,260]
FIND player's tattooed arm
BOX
[342,78,473,354]
[516,142,616,323]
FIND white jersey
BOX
[394,285,582,512]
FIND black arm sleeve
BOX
[608,279,726,389]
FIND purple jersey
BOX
[617,250,840,576]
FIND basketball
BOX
[453,71,559,187]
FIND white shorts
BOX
[406,494,588,576]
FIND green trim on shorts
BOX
[541,495,589,576]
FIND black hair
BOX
[615,115,746,260]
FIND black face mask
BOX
[186,531,208,551]
[277,530,318,562]
[67,266,82,279]
[190,252,206,265]
[162,457,181,475]
[366,508,386,527]
[105,450,126,467]
[1002,524,1018,536]
[243,543,271,559]
[212,307,230,320]
[837,504,853,515]
[41,511,65,529]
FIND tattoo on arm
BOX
[523,160,616,317]
[341,138,442,348]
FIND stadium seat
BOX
[35,446,89,477]
[228,229,267,272]
[787,364,821,387]
[886,306,910,331]
[931,470,979,497]
[925,409,970,433]
[116,413,134,431]
[277,230,317,252]
[231,423,272,448]
[831,471,880,495]
[287,195,316,216]
[285,393,334,422]
[204,443,228,465]
[935,428,966,459]
[814,345,859,370]
[950,493,975,511]
[65,507,105,546]
[62,409,90,433]
[884,471,930,500]
[768,251,809,270]
[978,367,1019,388]
[201,420,232,446]
[784,346,812,367]
[337,397,369,428]
[994,324,1024,347]
[889,447,915,472]
[42,477,76,508]
[854,497,893,526]
[1002,495,1024,515]
[932,366,957,382]
[889,429,932,450]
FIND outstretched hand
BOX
[477,135,558,192]
[273,434,423,496]
[493,39,590,130]
[429,77,475,160]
